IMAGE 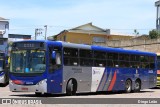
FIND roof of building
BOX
[51,23,134,40]
[9,34,31,39]
[0,17,9,21]
[68,22,110,35]
[71,22,106,31]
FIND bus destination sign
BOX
[12,42,44,49]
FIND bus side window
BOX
[118,53,131,68]
[79,49,93,66]
[64,48,78,66]
[107,53,118,67]
[107,60,114,67]
[150,63,155,69]
[149,56,155,69]
[49,47,62,72]
[94,51,106,67]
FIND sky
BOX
[0,0,158,39]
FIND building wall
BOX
[54,30,160,53]
[94,38,160,53]
[56,31,109,45]
[0,20,9,54]
[109,35,133,40]
[55,31,133,45]
[0,38,8,53]
[0,21,9,38]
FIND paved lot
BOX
[0,85,160,107]
[0,85,159,98]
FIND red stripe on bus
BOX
[12,80,24,85]
[157,70,160,74]
[108,71,117,91]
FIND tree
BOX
[148,29,160,39]
[134,29,139,36]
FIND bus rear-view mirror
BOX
[52,51,56,60]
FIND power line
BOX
[9,24,155,31]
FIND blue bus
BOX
[9,40,157,95]
[0,52,9,85]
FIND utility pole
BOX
[155,0,160,31]
[35,28,42,40]
[35,28,38,40]
[44,25,47,40]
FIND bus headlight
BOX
[37,79,47,85]
[9,80,13,85]
[0,75,5,80]
[0,67,3,72]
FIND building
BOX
[7,34,31,55]
[0,17,9,53]
[0,17,32,55]
[8,34,31,42]
[0,17,9,38]
[50,23,133,45]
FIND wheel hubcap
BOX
[135,82,139,89]
[126,81,131,90]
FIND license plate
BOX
[21,87,28,91]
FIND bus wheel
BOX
[0,75,8,87]
[66,79,77,96]
[134,80,141,92]
[125,79,132,93]
[4,74,9,86]
[35,92,42,96]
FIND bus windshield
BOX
[0,59,4,71]
[10,50,46,73]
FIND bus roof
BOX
[91,45,156,56]
[13,40,156,56]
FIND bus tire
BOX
[134,79,141,92]
[66,79,77,96]
[4,74,9,86]
[35,92,42,96]
[0,74,8,87]
[125,79,132,93]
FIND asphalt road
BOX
[0,85,160,107]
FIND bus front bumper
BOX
[156,77,160,87]
[9,79,47,93]
[157,81,160,87]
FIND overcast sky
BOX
[0,0,158,39]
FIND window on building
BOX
[63,36,66,41]
[93,37,105,43]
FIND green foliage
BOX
[134,29,139,36]
[149,29,160,39]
